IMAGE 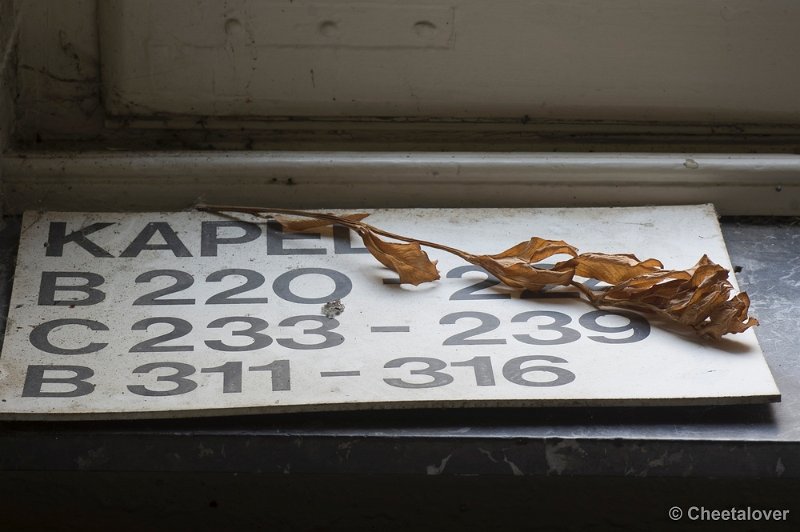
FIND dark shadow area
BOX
[1,472,798,531]
[0,402,779,437]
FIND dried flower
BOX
[197,205,757,340]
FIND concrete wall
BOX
[13,0,102,143]
[1,0,22,220]
[9,0,800,146]
[100,0,800,124]
[1,0,19,149]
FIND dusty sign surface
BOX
[0,206,780,419]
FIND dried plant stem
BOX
[196,204,470,257]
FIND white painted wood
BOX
[99,0,800,123]
[0,206,779,419]
[2,152,798,215]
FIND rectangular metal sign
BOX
[0,206,780,418]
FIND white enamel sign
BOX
[0,206,780,419]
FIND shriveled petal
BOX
[556,253,664,285]
[695,293,759,339]
[488,238,578,264]
[358,229,440,285]
[462,238,577,291]
[474,260,575,292]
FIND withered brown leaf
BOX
[197,204,757,339]
[463,238,578,291]
[356,228,440,285]
[555,253,664,285]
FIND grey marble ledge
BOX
[0,216,798,478]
